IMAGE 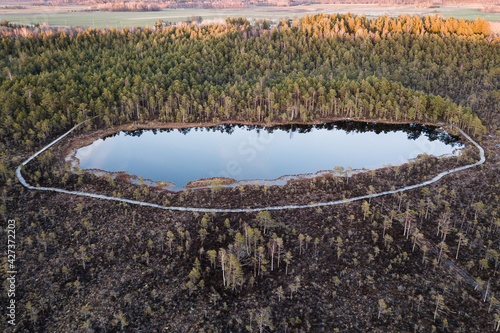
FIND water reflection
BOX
[105,122,462,144]
[76,122,463,188]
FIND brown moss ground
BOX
[2,122,499,332]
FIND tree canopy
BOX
[0,14,497,150]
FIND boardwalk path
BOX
[16,119,485,213]
[17,119,497,308]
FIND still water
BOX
[73,122,464,188]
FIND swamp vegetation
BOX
[0,13,500,332]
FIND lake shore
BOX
[57,116,464,192]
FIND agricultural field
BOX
[1,3,500,28]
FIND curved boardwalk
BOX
[17,120,497,310]
[17,119,485,213]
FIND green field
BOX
[1,4,499,29]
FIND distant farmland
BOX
[1,4,500,28]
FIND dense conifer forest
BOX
[0,14,496,151]
[1,13,500,332]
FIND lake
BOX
[71,122,464,189]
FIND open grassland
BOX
[1,4,500,28]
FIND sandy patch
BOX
[489,22,500,33]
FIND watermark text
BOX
[6,219,17,326]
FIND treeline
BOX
[289,13,491,35]
[96,2,161,12]
[0,14,497,150]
